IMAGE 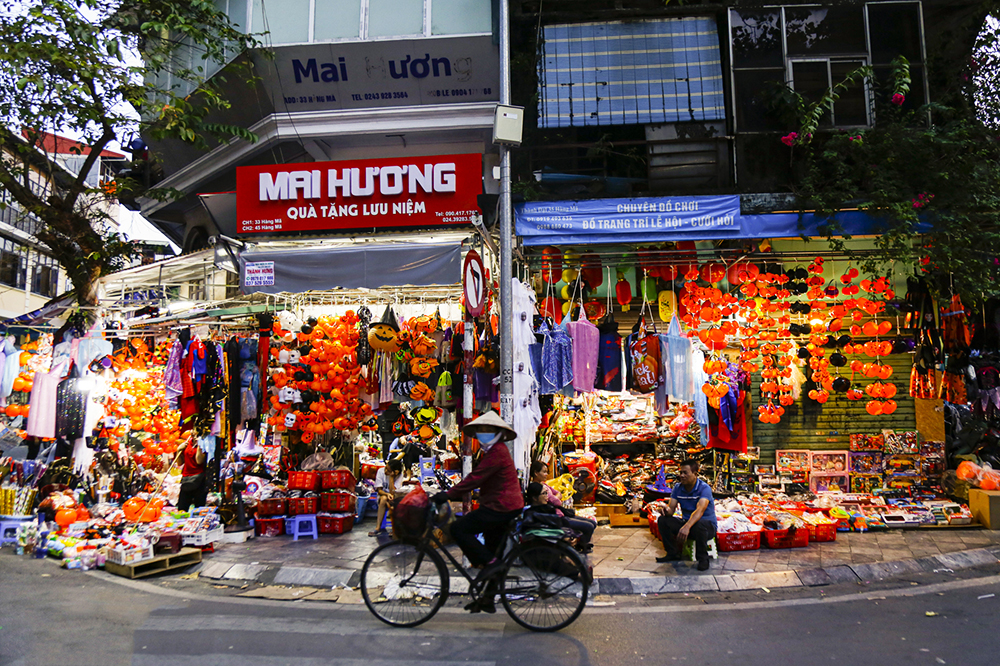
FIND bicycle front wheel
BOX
[500,541,589,632]
[361,540,449,628]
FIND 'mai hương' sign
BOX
[236,154,482,236]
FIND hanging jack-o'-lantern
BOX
[368,306,402,352]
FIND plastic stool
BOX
[682,537,718,562]
[418,456,436,484]
[285,514,318,541]
[0,517,32,545]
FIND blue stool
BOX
[285,514,318,541]
[0,517,32,545]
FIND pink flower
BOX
[891,93,905,106]
[781,132,798,147]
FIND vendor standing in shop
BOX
[177,436,208,511]
[433,411,523,612]
[656,459,717,571]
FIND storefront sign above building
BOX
[236,154,482,236]
[257,36,500,113]
[515,195,741,245]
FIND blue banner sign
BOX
[515,195,741,245]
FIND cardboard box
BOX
[592,504,627,517]
[969,489,1000,530]
[609,513,646,527]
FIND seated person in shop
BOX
[529,461,597,552]
[432,411,523,614]
[524,482,595,553]
[369,458,406,537]
[656,458,717,571]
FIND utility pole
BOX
[498,0,514,429]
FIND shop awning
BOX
[515,195,932,245]
[239,242,462,294]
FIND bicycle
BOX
[360,501,592,632]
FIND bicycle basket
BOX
[392,486,431,541]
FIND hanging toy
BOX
[615,271,632,312]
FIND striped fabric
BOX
[538,17,725,128]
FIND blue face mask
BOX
[475,431,501,446]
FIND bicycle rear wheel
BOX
[361,540,449,627]
[500,541,589,632]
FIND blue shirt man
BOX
[656,459,717,571]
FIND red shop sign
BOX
[236,153,482,236]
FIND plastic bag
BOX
[240,387,258,422]
[392,485,430,541]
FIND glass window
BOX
[734,68,785,131]
[731,10,783,68]
[0,253,20,288]
[368,0,424,38]
[432,0,491,35]
[227,0,248,33]
[315,0,363,40]
[874,63,926,110]
[791,60,833,126]
[868,2,922,64]
[252,0,310,44]
[831,60,869,125]
[786,7,866,56]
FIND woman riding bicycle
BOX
[433,411,523,612]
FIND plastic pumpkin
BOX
[55,508,78,528]
[956,460,981,481]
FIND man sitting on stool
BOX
[656,458,717,571]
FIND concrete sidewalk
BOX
[192,516,1000,595]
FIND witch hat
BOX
[378,305,400,331]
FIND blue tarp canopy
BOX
[515,195,930,245]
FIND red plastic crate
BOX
[255,517,285,537]
[317,513,354,534]
[320,491,357,513]
[360,461,384,480]
[763,527,809,549]
[319,469,356,490]
[257,498,287,516]
[807,523,837,542]
[717,531,762,552]
[288,471,319,491]
[287,497,318,516]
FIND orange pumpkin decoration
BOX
[55,508,78,528]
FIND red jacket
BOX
[446,443,524,512]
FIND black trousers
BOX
[449,507,521,567]
[657,515,716,563]
[177,473,208,511]
[563,516,596,545]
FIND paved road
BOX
[3,555,1000,666]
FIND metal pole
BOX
[498,0,514,429]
